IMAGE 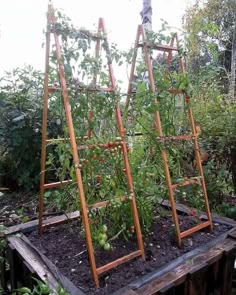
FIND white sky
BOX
[0,0,193,78]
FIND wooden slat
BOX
[228,229,236,240]
[136,238,236,295]
[220,250,235,294]
[7,244,17,292]
[180,221,211,239]
[167,89,184,94]
[130,89,183,96]
[88,196,127,210]
[46,136,88,144]
[0,248,7,291]
[41,211,80,229]
[159,282,175,293]
[4,211,81,236]
[138,43,178,52]
[48,85,114,93]
[171,177,201,190]
[160,199,236,226]
[96,250,142,275]
[77,140,122,151]
[157,134,193,142]
[44,180,73,189]
[7,236,83,295]
[76,29,106,40]
[121,290,139,295]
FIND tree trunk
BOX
[140,0,152,31]
[229,21,236,101]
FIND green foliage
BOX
[13,278,69,295]
[218,202,236,219]
[183,0,235,85]
[0,66,43,188]
[183,0,236,207]
[192,97,236,198]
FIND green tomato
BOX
[99,239,106,246]
[102,225,108,233]
[98,233,107,241]
[103,242,111,251]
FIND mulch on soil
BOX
[27,214,231,295]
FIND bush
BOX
[0,66,43,189]
[191,78,236,202]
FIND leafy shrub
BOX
[0,66,43,189]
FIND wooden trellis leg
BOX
[38,7,51,234]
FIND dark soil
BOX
[0,192,62,227]
[0,191,38,227]
[27,214,231,295]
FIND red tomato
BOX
[191,209,197,216]
[96,175,102,183]
[130,225,135,232]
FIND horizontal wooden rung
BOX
[130,89,184,95]
[126,132,144,137]
[46,136,88,144]
[172,177,202,190]
[180,221,211,239]
[157,134,193,142]
[41,211,80,229]
[77,140,123,150]
[76,29,106,40]
[44,180,72,189]
[48,85,115,93]
[88,196,127,210]
[167,89,184,94]
[138,43,178,52]
[96,249,142,275]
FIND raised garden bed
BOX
[1,205,236,295]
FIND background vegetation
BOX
[0,0,236,221]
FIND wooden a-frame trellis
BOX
[125,25,213,247]
[38,3,144,287]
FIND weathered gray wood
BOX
[4,201,236,238]
[160,199,236,226]
[228,229,236,239]
[7,244,17,292]
[135,238,236,295]
[4,210,80,236]
[3,204,236,295]
[0,247,7,292]
[7,235,84,295]
[122,290,139,295]
[221,249,235,294]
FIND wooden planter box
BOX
[1,209,236,295]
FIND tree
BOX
[183,0,236,97]
[230,20,236,100]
